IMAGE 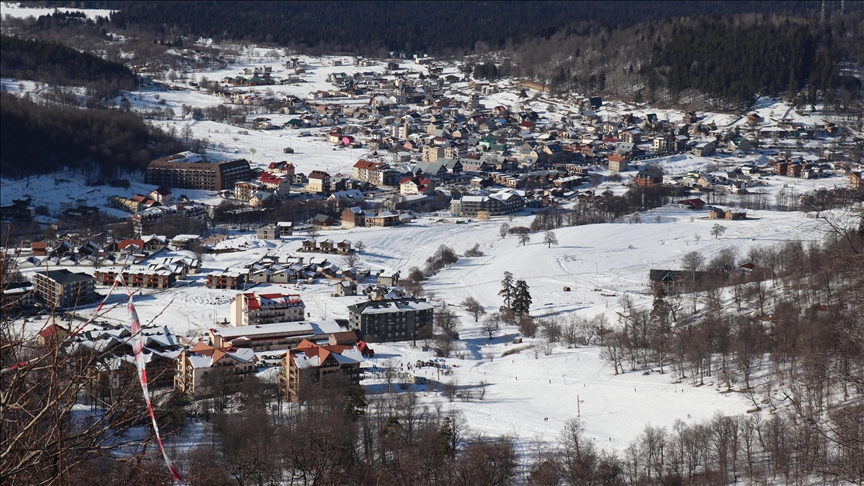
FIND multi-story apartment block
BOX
[281,339,362,401]
[347,297,434,343]
[145,151,251,191]
[230,292,306,327]
[34,270,96,308]
[450,189,525,217]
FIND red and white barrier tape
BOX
[3,273,186,484]
[128,293,186,484]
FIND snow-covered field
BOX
[14,203,839,449]
[1,2,115,20]
[2,42,859,453]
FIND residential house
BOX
[334,280,357,296]
[353,160,394,186]
[693,142,715,157]
[258,172,291,197]
[341,207,366,228]
[268,161,296,176]
[608,154,630,172]
[619,130,642,144]
[422,145,445,163]
[399,177,436,196]
[148,187,173,204]
[257,224,281,240]
[306,170,331,194]
[634,166,663,187]
[376,270,400,287]
[277,221,294,236]
[648,269,708,294]
[365,212,402,227]
[313,214,334,227]
[234,181,263,202]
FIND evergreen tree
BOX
[343,385,367,421]
[512,279,532,317]
[437,417,456,459]
[499,271,515,310]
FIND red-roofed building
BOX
[31,241,47,256]
[258,172,291,196]
[267,161,296,176]
[230,292,306,327]
[117,239,146,252]
[38,324,69,347]
[678,198,706,210]
[306,170,331,194]
[608,153,630,172]
[353,160,394,186]
[281,339,362,401]
[399,176,436,196]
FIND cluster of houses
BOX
[204,249,369,290]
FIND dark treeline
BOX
[0,34,135,97]
[531,184,670,232]
[0,92,187,178]
[506,11,864,111]
[93,1,821,55]
[649,20,836,107]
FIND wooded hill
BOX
[0,34,135,97]
[93,1,821,54]
[503,12,864,111]
[0,92,186,178]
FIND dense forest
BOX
[0,34,135,97]
[49,1,822,55]
[648,21,840,107]
[504,11,864,111]
[0,92,186,178]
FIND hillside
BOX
[0,34,135,97]
[0,92,187,178]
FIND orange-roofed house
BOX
[174,342,258,397]
[37,324,69,347]
[281,339,362,401]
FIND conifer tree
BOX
[499,271,515,311]
[512,279,532,317]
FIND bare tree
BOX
[435,306,461,338]
[544,230,559,248]
[711,223,727,239]
[480,312,501,340]
[306,224,320,242]
[499,223,510,239]
[462,296,486,322]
